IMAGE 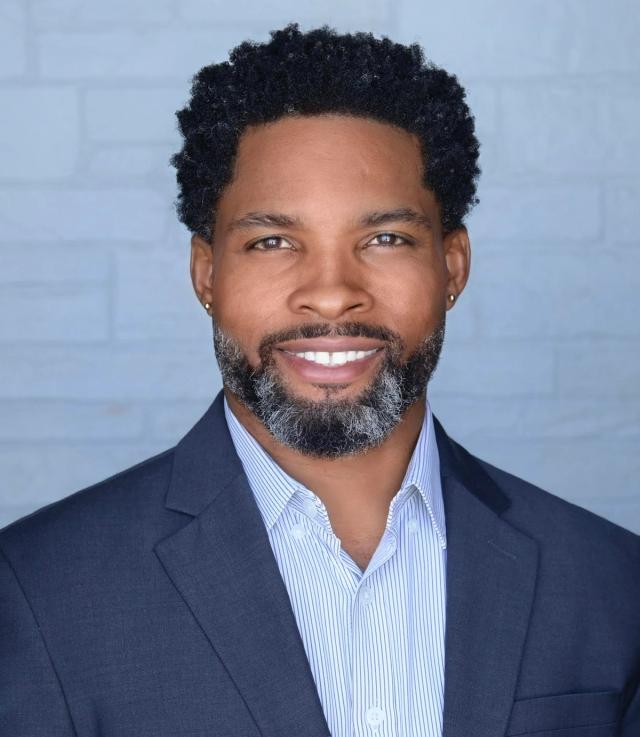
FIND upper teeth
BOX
[284,349,379,366]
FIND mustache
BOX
[257,321,404,368]
[258,321,401,353]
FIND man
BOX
[1,22,638,737]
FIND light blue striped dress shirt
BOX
[223,395,447,737]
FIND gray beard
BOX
[212,318,446,458]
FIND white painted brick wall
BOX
[0,0,28,78]
[467,184,602,243]
[1,88,79,179]
[0,188,170,241]
[0,0,638,533]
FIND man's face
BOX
[191,114,469,456]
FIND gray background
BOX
[1,1,638,532]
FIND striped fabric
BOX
[223,395,447,737]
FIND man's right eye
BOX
[249,236,294,250]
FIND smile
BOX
[275,346,384,384]
[281,348,380,366]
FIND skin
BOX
[191,113,470,569]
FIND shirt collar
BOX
[223,395,447,549]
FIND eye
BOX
[367,232,411,247]
[248,235,294,251]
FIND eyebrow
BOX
[359,208,433,231]
[226,207,433,233]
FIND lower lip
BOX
[275,349,384,384]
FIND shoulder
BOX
[462,441,640,571]
[450,439,640,679]
[0,446,180,576]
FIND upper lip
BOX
[275,338,385,353]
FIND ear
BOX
[442,226,471,310]
[190,234,215,315]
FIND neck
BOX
[224,388,426,537]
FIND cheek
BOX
[212,264,287,356]
[374,262,444,335]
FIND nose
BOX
[286,249,374,321]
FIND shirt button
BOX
[365,706,385,727]
[290,523,306,540]
[382,537,396,554]
[360,585,373,605]
[301,498,317,517]
[407,518,419,534]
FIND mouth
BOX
[274,340,386,384]
[280,346,380,365]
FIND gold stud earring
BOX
[448,293,456,304]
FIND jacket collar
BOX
[158,389,538,737]
[165,389,511,520]
[433,413,511,516]
[164,390,244,517]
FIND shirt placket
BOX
[349,520,401,737]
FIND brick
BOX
[396,0,640,79]
[563,0,640,75]
[146,400,213,440]
[468,246,640,339]
[0,88,78,180]
[501,81,640,177]
[0,344,221,400]
[0,441,170,507]
[32,0,173,27]
[0,283,108,341]
[605,181,640,245]
[557,342,640,397]
[604,84,640,175]
[86,145,174,181]
[85,88,186,143]
[177,0,389,27]
[431,396,640,440]
[0,188,168,242]
[467,184,601,244]
[0,400,144,440]
[114,248,207,340]
[0,0,27,77]
[37,28,242,80]
[396,0,572,79]
[431,341,555,397]
[500,82,606,176]
[0,243,109,283]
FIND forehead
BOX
[219,114,430,217]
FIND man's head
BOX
[172,23,479,458]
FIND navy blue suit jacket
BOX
[1,390,639,736]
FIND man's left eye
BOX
[368,232,410,247]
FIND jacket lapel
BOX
[155,390,330,737]
[434,418,539,737]
[155,389,538,737]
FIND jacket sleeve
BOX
[0,547,76,736]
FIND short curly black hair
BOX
[171,22,480,241]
